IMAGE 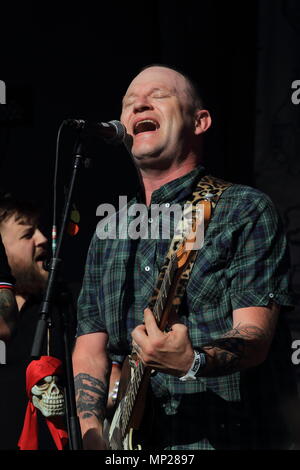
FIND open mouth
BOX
[133,119,159,135]
[35,252,48,263]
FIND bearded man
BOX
[0,193,64,449]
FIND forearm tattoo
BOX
[74,373,108,422]
[202,323,268,376]
[0,289,18,332]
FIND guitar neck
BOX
[120,253,180,438]
[152,253,178,326]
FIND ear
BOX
[194,109,212,135]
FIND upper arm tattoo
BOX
[74,373,108,422]
[0,289,18,335]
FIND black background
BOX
[1,0,300,436]
[0,0,261,279]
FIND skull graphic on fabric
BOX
[31,375,65,417]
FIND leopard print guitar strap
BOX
[148,175,232,320]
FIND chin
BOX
[33,265,49,290]
[133,148,162,163]
[132,139,163,159]
[39,269,49,283]
[133,151,175,171]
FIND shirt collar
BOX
[148,164,206,205]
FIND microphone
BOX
[63,119,126,145]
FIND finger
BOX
[131,324,148,346]
[143,308,161,337]
[131,340,141,355]
[168,322,188,334]
[132,323,147,336]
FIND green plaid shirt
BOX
[77,165,293,449]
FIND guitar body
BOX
[103,399,133,450]
[103,358,154,450]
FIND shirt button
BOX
[148,218,153,223]
[269,293,274,298]
[145,266,151,272]
[165,203,170,208]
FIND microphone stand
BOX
[31,135,85,450]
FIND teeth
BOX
[136,119,157,126]
[42,402,64,408]
[43,398,64,404]
[43,402,64,408]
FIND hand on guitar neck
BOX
[131,308,195,377]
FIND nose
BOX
[34,229,48,247]
[133,95,153,114]
[49,381,60,396]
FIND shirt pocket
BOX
[184,241,234,342]
[186,240,230,309]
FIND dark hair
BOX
[138,63,204,110]
[0,192,39,225]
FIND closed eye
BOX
[20,229,35,240]
[152,92,170,99]
[123,100,134,109]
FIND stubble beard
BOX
[13,263,48,297]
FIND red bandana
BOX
[18,356,68,450]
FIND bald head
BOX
[123,65,202,113]
[139,65,203,109]
[121,65,211,171]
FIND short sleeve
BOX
[76,233,107,337]
[226,193,294,310]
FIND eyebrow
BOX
[122,86,173,104]
[17,219,33,227]
[20,225,35,233]
[17,222,35,232]
[15,215,36,225]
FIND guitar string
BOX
[121,253,178,437]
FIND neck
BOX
[16,294,27,311]
[140,158,199,206]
